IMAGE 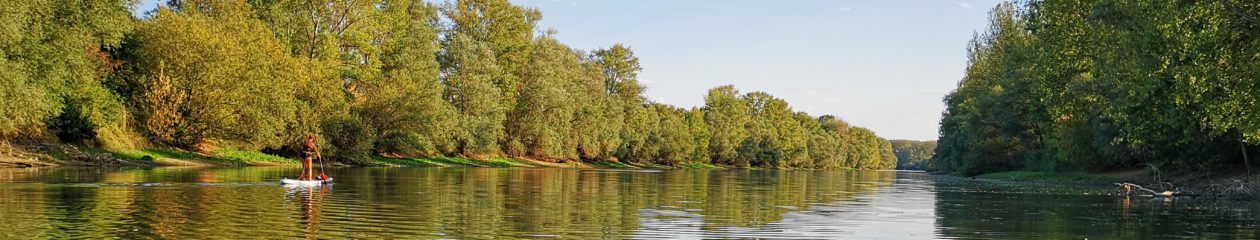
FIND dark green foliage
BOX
[49,99,97,143]
[937,1,1260,175]
[320,116,377,165]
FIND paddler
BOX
[301,134,323,181]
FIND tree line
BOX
[891,140,935,170]
[936,1,1260,175]
[0,0,896,169]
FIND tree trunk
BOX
[1242,141,1252,175]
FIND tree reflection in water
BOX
[285,184,330,239]
[1,167,1257,238]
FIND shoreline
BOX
[968,170,1260,201]
[7,143,1257,200]
[0,143,723,170]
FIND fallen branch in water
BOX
[1115,182,1177,197]
[1204,178,1258,198]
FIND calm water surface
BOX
[0,167,1257,239]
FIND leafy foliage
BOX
[320,116,377,165]
[937,1,1260,175]
[1,0,898,169]
[891,140,936,170]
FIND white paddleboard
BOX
[280,178,333,186]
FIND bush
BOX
[320,116,377,165]
[49,102,96,144]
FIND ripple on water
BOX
[0,168,1258,239]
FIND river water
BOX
[0,167,1256,239]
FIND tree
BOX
[590,44,649,163]
[0,0,133,143]
[505,36,582,160]
[891,140,937,170]
[704,85,749,166]
[357,0,456,156]
[685,107,711,164]
[442,34,506,156]
[938,1,1260,175]
[442,0,542,110]
[134,4,298,150]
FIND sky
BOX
[133,0,1002,141]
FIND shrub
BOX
[320,116,377,165]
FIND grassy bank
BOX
[370,156,727,169]
[3,141,764,170]
[0,143,296,167]
[369,156,546,168]
[2,143,727,169]
[106,148,296,166]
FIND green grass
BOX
[109,148,294,166]
[481,157,545,167]
[639,162,673,169]
[681,163,721,169]
[212,148,295,165]
[112,149,207,162]
[428,156,493,167]
[592,161,720,169]
[977,171,1117,183]
[370,156,544,167]
[370,156,443,167]
[47,149,71,161]
[593,161,634,168]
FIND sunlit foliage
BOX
[2,0,897,169]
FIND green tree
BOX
[685,107,711,164]
[442,0,542,110]
[704,86,749,166]
[646,104,694,165]
[505,36,582,160]
[0,0,133,143]
[442,34,506,156]
[134,3,298,149]
[890,140,937,170]
[357,0,457,156]
[568,50,622,160]
[591,45,650,163]
[738,92,806,169]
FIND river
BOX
[0,167,1256,239]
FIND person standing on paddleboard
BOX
[301,134,323,181]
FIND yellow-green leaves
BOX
[135,5,297,149]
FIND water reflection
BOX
[1,167,1258,238]
[285,184,330,239]
[933,183,1260,239]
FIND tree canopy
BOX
[936,1,1260,175]
[1,0,897,169]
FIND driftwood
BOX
[1115,182,1181,197]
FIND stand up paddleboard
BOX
[281,178,333,186]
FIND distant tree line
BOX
[937,1,1260,175]
[891,140,935,170]
[0,0,896,169]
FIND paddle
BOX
[317,155,327,180]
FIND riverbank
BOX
[0,143,723,170]
[970,170,1260,201]
[0,143,295,167]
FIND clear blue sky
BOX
[134,0,1001,141]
